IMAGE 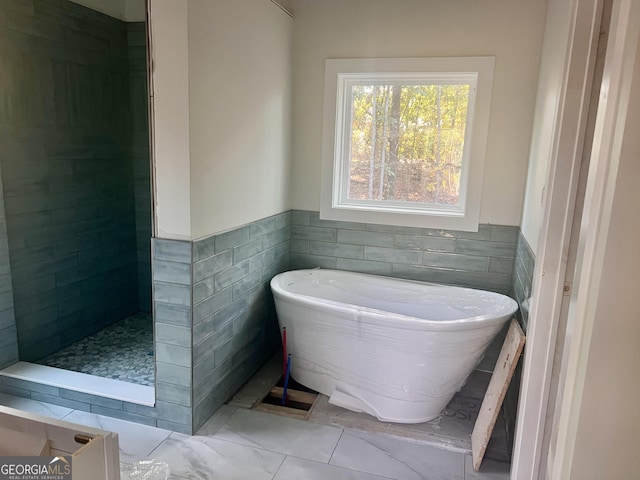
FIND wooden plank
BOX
[471,319,526,471]
[270,386,317,406]
[253,402,310,420]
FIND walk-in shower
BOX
[0,1,153,394]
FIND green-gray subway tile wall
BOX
[128,22,152,313]
[152,238,194,433]
[290,210,518,295]
[0,0,148,361]
[191,211,290,432]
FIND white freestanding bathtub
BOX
[270,269,518,423]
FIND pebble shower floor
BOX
[37,312,154,386]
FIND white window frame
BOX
[320,56,495,231]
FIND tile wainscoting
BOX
[290,210,518,295]
[513,230,536,331]
[1,209,535,436]
[189,210,290,430]
[150,211,291,433]
[504,229,536,449]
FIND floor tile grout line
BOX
[327,428,345,465]
[151,430,299,478]
[271,453,288,480]
[280,455,400,480]
[175,428,336,465]
[53,408,172,459]
[146,433,172,458]
[59,409,75,421]
[463,450,468,479]
[204,407,345,457]
[191,432,322,462]
[144,430,172,457]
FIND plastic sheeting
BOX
[120,454,170,480]
[271,269,518,423]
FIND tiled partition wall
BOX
[151,212,291,433]
[151,240,194,433]
[0,0,139,361]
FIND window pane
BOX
[348,84,470,206]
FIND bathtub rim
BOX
[270,268,517,332]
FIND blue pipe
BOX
[282,354,292,406]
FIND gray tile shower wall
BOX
[0,167,17,369]
[0,0,139,361]
[191,212,290,431]
[290,210,517,295]
[128,22,152,313]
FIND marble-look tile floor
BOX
[37,312,154,386]
[229,353,510,462]
[0,393,510,480]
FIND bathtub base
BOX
[295,367,451,424]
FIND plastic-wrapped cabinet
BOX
[0,405,120,479]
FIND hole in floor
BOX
[253,376,319,419]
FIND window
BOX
[321,57,495,231]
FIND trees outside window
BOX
[321,57,495,231]
[348,83,470,207]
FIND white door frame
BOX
[511,0,604,478]
[549,0,640,476]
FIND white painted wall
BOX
[148,0,292,240]
[148,0,191,240]
[520,0,578,253]
[69,0,145,21]
[289,0,546,227]
[188,0,292,239]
